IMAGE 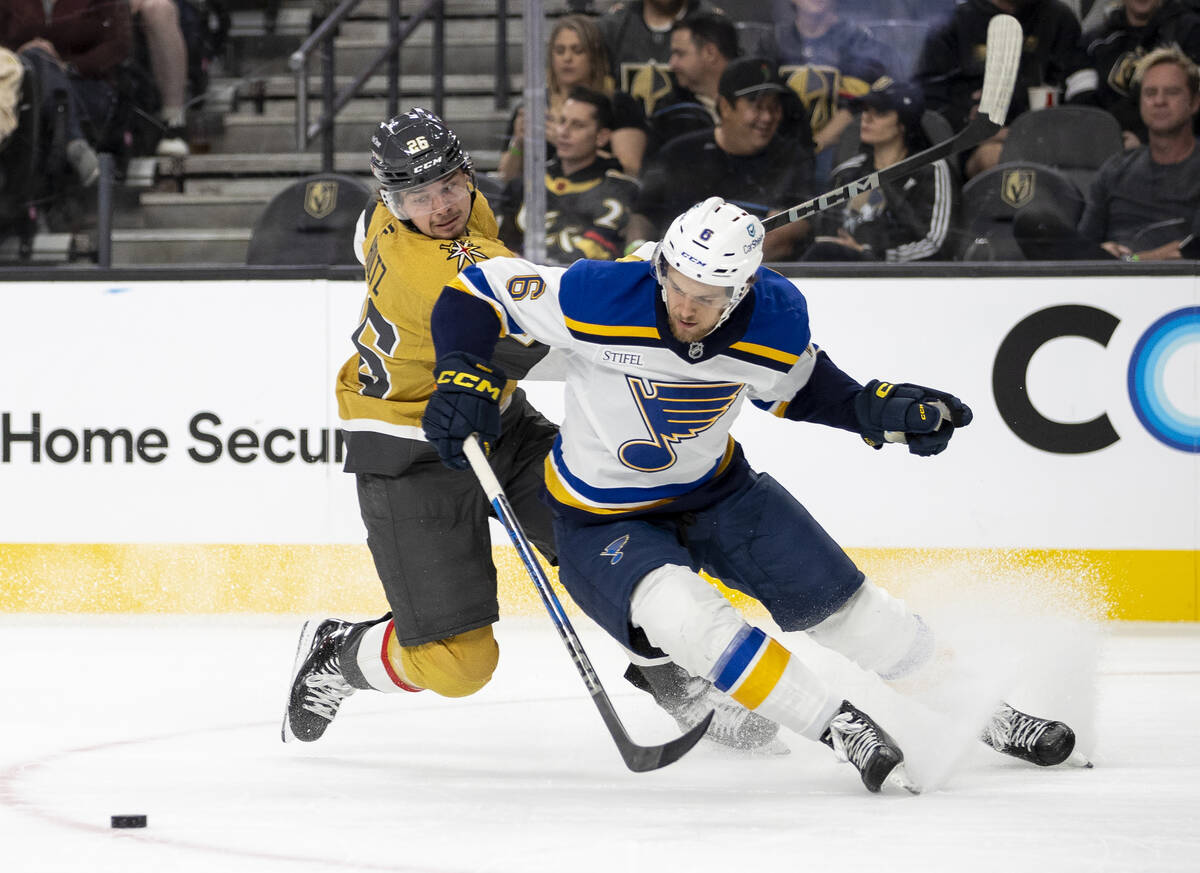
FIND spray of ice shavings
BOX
[778,549,1107,793]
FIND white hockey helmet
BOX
[653,197,765,327]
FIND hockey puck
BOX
[111,815,147,829]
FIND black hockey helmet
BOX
[370,108,474,215]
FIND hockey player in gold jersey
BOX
[283,108,781,754]
[282,108,559,742]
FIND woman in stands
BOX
[805,78,960,262]
[496,14,647,182]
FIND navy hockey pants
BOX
[551,468,865,659]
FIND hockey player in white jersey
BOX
[422,196,1080,792]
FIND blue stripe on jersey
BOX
[460,264,528,339]
[713,626,767,693]
[550,438,729,504]
[558,259,659,330]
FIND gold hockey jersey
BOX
[336,193,517,460]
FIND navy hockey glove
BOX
[854,379,973,457]
[421,352,507,470]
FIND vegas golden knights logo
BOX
[304,180,338,219]
[1108,51,1142,96]
[620,62,672,115]
[779,65,840,133]
[1002,169,1035,209]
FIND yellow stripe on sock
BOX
[729,638,791,710]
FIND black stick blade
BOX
[598,698,715,772]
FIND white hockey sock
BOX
[711,625,841,741]
[806,578,935,680]
[355,618,422,693]
[630,564,841,740]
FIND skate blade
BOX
[885,763,922,795]
[755,737,792,757]
[280,619,320,744]
[1067,749,1094,769]
[734,736,790,757]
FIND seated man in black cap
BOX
[1016,46,1200,261]
[805,78,961,262]
[626,56,817,260]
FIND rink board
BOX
[0,277,1196,619]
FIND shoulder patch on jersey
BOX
[439,238,489,270]
[559,259,659,345]
[730,271,812,371]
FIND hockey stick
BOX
[463,435,713,772]
[762,14,1024,232]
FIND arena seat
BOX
[958,161,1085,261]
[245,173,372,266]
[997,106,1123,198]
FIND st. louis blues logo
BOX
[601,534,630,565]
[440,239,487,270]
[618,377,743,472]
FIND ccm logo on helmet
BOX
[680,251,708,266]
[413,156,444,174]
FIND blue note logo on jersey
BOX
[618,377,743,472]
[601,534,630,565]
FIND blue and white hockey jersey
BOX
[441,254,858,517]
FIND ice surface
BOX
[1,614,1197,873]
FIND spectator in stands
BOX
[0,0,132,187]
[498,87,641,264]
[1015,46,1200,260]
[647,10,740,153]
[0,47,20,150]
[660,9,815,158]
[627,56,816,259]
[771,0,960,26]
[130,0,191,156]
[915,0,1099,179]
[1085,0,1200,148]
[805,78,959,261]
[498,14,647,182]
[772,0,904,155]
[595,0,720,116]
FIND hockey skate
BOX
[625,662,788,754]
[981,702,1089,767]
[282,618,359,743]
[820,700,917,794]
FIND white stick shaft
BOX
[979,14,1023,126]
[463,434,503,501]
